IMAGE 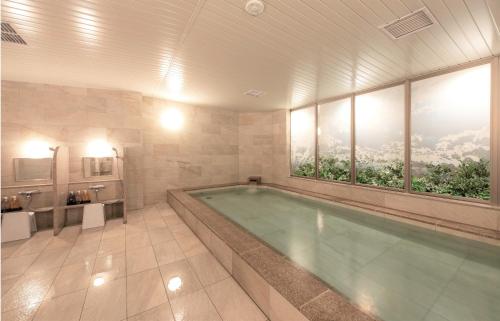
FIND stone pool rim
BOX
[167,183,499,321]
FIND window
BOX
[318,98,351,182]
[291,106,316,177]
[411,64,491,200]
[355,85,405,189]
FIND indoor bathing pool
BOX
[191,186,500,321]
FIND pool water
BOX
[191,186,500,321]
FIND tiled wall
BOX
[1,81,239,209]
[238,112,274,183]
[141,97,239,204]
[239,109,500,233]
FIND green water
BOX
[191,186,500,321]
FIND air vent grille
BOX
[1,22,27,45]
[244,89,265,97]
[380,8,435,39]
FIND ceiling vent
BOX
[244,89,265,98]
[380,8,435,39]
[1,22,27,45]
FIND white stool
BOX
[1,211,33,242]
[82,203,105,230]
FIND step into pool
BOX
[191,186,500,321]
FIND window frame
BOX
[288,56,498,206]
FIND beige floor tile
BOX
[206,278,266,321]
[45,226,80,250]
[98,236,126,257]
[26,248,71,273]
[45,237,75,251]
[176,235,208,257]
[2,268,59,312]
[159,260,202,300]
[102,227,126,240]
[126,232,151,250]
[153,241,185,266]
[45,262,93,299]
[148,227,174,245]
[75,229,103,246]
[66,240,100,259]
[159,208,177,217]
[63,252,97,268]
[188,253,229,286]
[146,218,167,229]
[126,268,168,317]
[63,241,99,267]
[127,302,174,321]
[172,229,195,240]
[80,277,126,321]
[33,289,86,321]
[1,240,28,259]
[2,275,21,296]
[1,253,39,280]
[170,289,222,321]
[1,302,40,321]
[126,221,147,236]
[126,213,144,224]
[11,233,51,257]
[168,223,191,234]
[163,215,184,227]
[57,225,81,237]
[104,218,124,230]
[92,251,126,281]
[126,246,158,275]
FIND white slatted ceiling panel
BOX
[2,0,499,110]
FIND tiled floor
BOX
[1,202,267,321]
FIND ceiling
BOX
[2,0,500,111]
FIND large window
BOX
[289,61,495,203]
[291,106,316,177]
[318,98,351,182]
[411,64,491,200]
[355,85,405,189]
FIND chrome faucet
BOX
[18,190,41,200]
[89,185,105,202]
[18,190,41,210]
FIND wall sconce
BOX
[160,108,184,131]
[86,139,113,157]
[22,140,52,158]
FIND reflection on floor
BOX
[1,202,267,321]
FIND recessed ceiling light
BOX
[245,0,265,17]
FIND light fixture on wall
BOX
[160,108,184,131]
[86,139,113,157]
[22,140,52,158]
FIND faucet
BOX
[18,190,41,210]
[89,185,105,202]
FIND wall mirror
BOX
[14,158,53,181]
[83,157,113,177]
